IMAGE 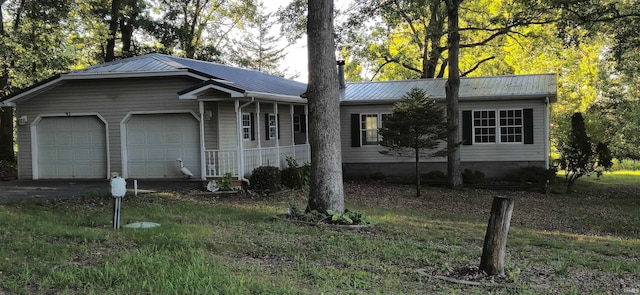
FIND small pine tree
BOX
[379,88,448,197]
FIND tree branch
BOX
[461,56,495,77]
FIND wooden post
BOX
[480,196,514,276]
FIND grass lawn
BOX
[1,174,639,294]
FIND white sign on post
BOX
[111,176,126,229]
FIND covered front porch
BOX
[204,144,310,178]
[188,83,311,179]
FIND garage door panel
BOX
[37,116,107,179]
[126,113,200,178]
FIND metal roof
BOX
[70,53,307,97]
[341,74,557,103]
[1,53,556,105]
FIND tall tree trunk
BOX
[306,0,345,213]
[480,197,515,276]
[415,147,421,197]
[106,0,122,62]
[445,0,463,188]
[0,0,15,161]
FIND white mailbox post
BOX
[111,175,127,229]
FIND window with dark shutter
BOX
[523,108,534,144]
[351,114,360,147]
[462,110,472,145]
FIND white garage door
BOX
[37,116,107,179]
[126,113,200,178]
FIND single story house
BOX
[0,54,556,180]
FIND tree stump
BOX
[480,196,514,276]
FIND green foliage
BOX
[506,166,557,184]
[0,160,17,180]
[249,166,280,195]
[611,159,640,171]
[371,172,386,181]
[219,172,234,191]
[379,88,448,196]
[462,169,485,184]
[327,209,375,225]
[421,171,447,184]
[280,157,311,190]
[287,205,374,226]
[559,112,613,191]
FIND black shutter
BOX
[300,114,306,133]
[277,114,280,139]
[250,113,255,141]
[523,108,534,144]
[264,114,270,140]
[462,110,472,145]
[351,114,360,147]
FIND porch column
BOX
[256,101,262,166]
[199,101,206,179]
[274,102,280,168]
[290,104,295,161]
[304,105,309,144]
[235,99,244,178]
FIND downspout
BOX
[545,97,550,168]
[199,101,206,180]
[237,96,255,184]
[274,102,280,168]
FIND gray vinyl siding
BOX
[340,99,547,164]
[203,101,219,149]
[15,77,202,179]
[217,101,238,150]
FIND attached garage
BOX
[35,116,108,179]
[124,113,200,178]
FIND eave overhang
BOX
[1,69,211,104]
[178,80,307,103]
[339,93,557,105]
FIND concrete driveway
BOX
[0,179,203,203]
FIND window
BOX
[499,109,523,143]
[293,115,301,133]
[360,113,390,145]
[242,113,251,140]
[472,109,523,144]
[268,114,277,139]
[473,110,496,143]
[361,114,379,145]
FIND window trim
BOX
[360,112,391,146]
[471,108,524,144]
[241,112,251,141]
[267,113,277,139]
[293,114,301,133]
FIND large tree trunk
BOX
[105,0,122,62]
[306,0,345,213]
[480,197,515,276]
[0,1,14,161]
[445,0,463,188]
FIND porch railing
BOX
[205,144,310,178]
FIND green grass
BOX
[1,176,639,294]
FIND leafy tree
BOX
[143,0,257,61]
[231,4,289,77]
[306,0,345,213]
[379,88,447,197]
[1,0,74,161]
[560,112,612,192]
